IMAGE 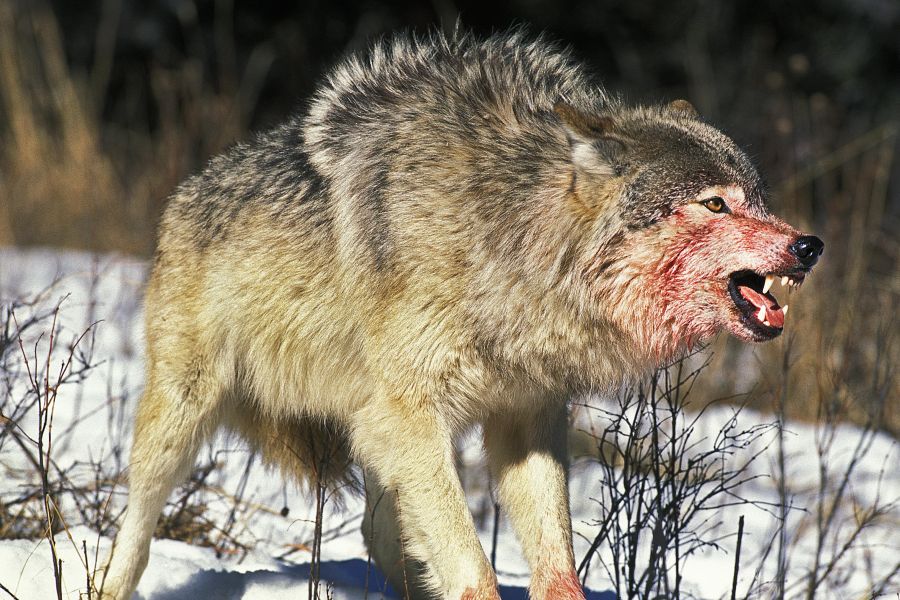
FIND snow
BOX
[0,527,394,599]
[1,248,897,599]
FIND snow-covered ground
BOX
[0,248,897,599]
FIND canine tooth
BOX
[764,319,770,327]
[781,276,789,286]
[782,304,788,317]
[763,274,774,294]
[756,305,766,321]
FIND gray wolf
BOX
[101,29,823,599]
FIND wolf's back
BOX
[159,31,610,274]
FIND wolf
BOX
[101,29,823,600]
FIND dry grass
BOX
[0,0,261,255]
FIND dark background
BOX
[53,0,900,138]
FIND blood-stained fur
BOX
[101,29,822,600]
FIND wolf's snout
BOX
[789,235,824,268]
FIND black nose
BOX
[789,235,824,267]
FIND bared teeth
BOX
[763,274,774,294]
[756,305,767,322]
[781,276,789,286]
[782,304,788,317]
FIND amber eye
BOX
[702,196,727,213]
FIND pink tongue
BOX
[738,285,785,328]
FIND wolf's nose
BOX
[789,235,824,267]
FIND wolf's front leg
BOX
[483,401,586,600]
[351,393,499,600]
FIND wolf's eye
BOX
[701,197,727,213]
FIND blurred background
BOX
[1,0,898,430]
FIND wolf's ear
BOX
[554,102,615,140]
[554,101,626,176]
[668,99,699,118]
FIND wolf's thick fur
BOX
[102,30,821,599]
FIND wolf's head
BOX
[555,100,823,362]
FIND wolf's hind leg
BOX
[101,375,222,600]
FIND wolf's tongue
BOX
[738,285,785,328]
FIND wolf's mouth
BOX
[727,270,807,340]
